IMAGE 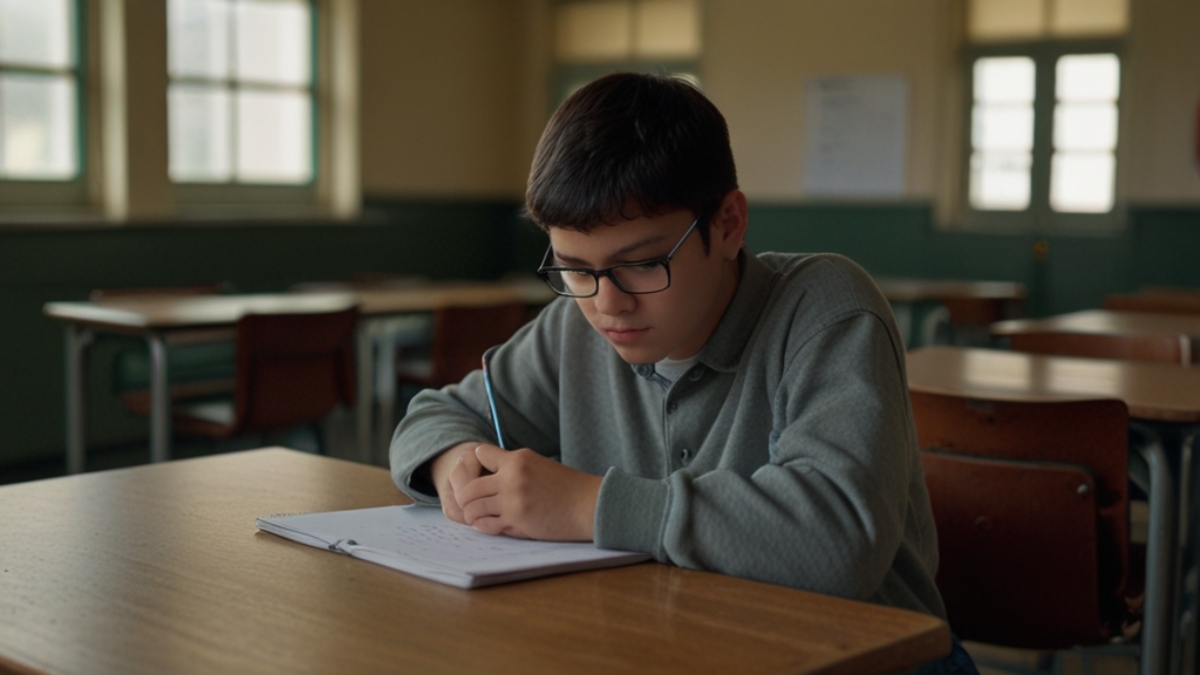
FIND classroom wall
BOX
[3,0,1199,472]
[358,0,532,198]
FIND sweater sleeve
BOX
[594,310,920,602]
[389,301,567,504]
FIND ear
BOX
[708,190,748,261]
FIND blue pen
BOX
[481,345,506,449]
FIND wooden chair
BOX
[1008,331,1191,365]
[911,390,1173,673]
[1104,292,1200,316]
[397,302,530,389]
[125,308,359,451]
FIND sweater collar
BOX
[698,249,775,372]
[629,248,775,380]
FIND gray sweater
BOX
[391,250,946,617]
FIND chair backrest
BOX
[1104,292,1200,316]
[233,307,359,434]
[910,390,1130,649]
[428,302,530,385]
[1010,330,1190,365]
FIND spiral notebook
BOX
[256,504,650,589]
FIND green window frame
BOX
[168,0,318,207]
[0,0,87,208]
[962,38,1124,233]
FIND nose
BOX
[592,275,636,315]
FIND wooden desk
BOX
[874,278,1026,347]
[907,345,1200,423]
[992,309,1200,363]
[0,448,950,675]
[1106,292,1200,316]
[43,293,360,473]
[42,281,557,472]
[906,346,1200,674]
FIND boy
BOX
[392,73,974,671]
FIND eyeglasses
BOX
[537,217,701,298]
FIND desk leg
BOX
[375,329,397,464]
[356,322,374,464]
[64,325,93,474]
[148,334,171,463]
[1137,435,1177,675]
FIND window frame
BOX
[169,0,319,208]
[961,37,1126,234]
[0,0,89,208]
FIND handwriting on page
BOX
[389,521,577,565]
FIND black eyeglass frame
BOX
[536,216,702,298]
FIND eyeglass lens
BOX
[546,261,670,296]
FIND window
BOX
[552,0,702,108]
[168,0,314,186]
[963,0,1126,231]
[0,0,82,198]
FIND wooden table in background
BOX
[991,309,1200,364]
[907,346,1200,675]
[43,292,360,473]
[42,280,558,472]
[0,448,950,675]
[874,278,1026,347]
[1106,292,1200,316]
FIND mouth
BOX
[601,327,649,345]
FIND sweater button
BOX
[680,448,691,462]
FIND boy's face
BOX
[547,204,743,364]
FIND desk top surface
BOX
[991,309,1200,337]
[874,278,1027,303]
[42,280,557,333]
[907,346,1200,423]
[0,449,948,675]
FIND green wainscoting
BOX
[1,198,1196,470]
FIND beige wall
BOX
[358,0,531,198]
[1123,0,1200,204]
[359,0,1200,207]
[703,0,954,202]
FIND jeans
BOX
[913,634,981,675]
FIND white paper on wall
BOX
[802,75,908,198]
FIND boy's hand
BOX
[429,442,487,524]
[452,445,602,541]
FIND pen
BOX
[481,345,506,449]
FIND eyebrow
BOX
[553,234,671,267]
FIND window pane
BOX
[235,89,311,183]
[0,0,73,69]
[0,73,76,179]
[1051,151,1114,212]
[555,1,632,62]
[235,0,310,86]
[1057,54,1120,101]
[974,57,1035,103]
[169,84,232,182]
[973,105,1035,151]
[1051,0,1128,37]
[634,0,700,60]
[968,0,1045,42]
[168,0,231,79]
[1054,102,1118,150]
[970,152,1031,210]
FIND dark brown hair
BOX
[525,72,738,249]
